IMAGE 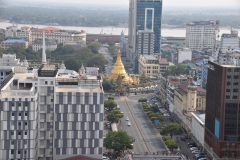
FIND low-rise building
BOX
[177,48,192,64]
[5,25,32,42]
[159,58,169,74]
[138,54,159,78]
[63,41,86,50]
[32,39,57,51]
[0,39,28,50]
[191,113,205,148]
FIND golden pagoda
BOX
[109,45,133,84]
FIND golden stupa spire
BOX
[109,45,133,84]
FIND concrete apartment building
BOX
[220,30,239,54]
[185,20,219,50]
[159,58,169,74]
[191,113,205,148]
[138,54,159,78]
[0,36,104,160]
[0,39,28,50]
[5,25,32,43]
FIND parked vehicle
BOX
[180,136,186,141]
[192,150,200,154]
[126,117,129,121]
[196,154,206,159]
[190,147,199,151]
[127,122,131,126]
[198,158,207,160]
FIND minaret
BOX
[42,32,47,64]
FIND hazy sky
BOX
[34,0,240,7]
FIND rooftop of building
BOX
[37,26,61,32]
[142,54,158,61]
[192,113,205,124]
[3,39,27,43]
[159,58,168,64]
[176,80,206,95]
[186,20,216,26]
[20,26,30,29]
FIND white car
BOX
[198,158,207,160]
[127,122,131,126]
[103,156,109,160]
[190,147,199,151]
[192,150,200,154]
[126,117,129,121]
[164,113,170,117]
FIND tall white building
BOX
[177,48,192,64]
[220,30,239,53]
[137,30,154,55]
[0,37,104,160]
[185,20,219,50]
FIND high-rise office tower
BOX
[128,0,162,54]
[205,61,240,159]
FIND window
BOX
[226,96,230,99]
[51,99,53,102]
[18,150,20,154]
[227,82,231,85]
[19,113,21,116]
[18,122,21,126]
[25,112,28,116]
[18,131,21,135]
[12,102,14,106]
[24,140,27,144]
[11,150,14,154]
[234,76,239,79]
[233,89,238,92]
[25,122,27,126]
[11,131,14,135]
[24,150,27,154]
[12,112,14,116]
[45,81,48,85]
[227,76,231,79]
[234,82,238,85]
[226,89,230,92]
[25,131,27,135]
[233,96,238,99]
[51,81,53,85]
[18,102,21,106]
[11,140,14,145]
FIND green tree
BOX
[108,96,114,100]
[102,79,115,92]
[108,41,115,47]
[162,136,172,142]
[193,75,197,81]
[87,42,102,54]
[104,130,135,151]
[104,100,117,111]
[165,65,186,76]
[106,110,124,123]
[138,98,147,102]
[165,139,178,151]
[86,54,107,72]
[160,123,182,135]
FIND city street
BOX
[99,47,113,74]
[115,94,168,154]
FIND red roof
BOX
[159,58,168,64]
[37,26,61,32]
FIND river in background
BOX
[0,21,239,37]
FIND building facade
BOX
[128,0,162,54]
[32,39,57,51]
[186,20,219,50]
[0,39,28,50]
[159,58,169,74]
[137,30,154,55]
[204,61,240,159]
[5,26,32,42]
[191,113,205,148]
[138,54,159,78]
[177,48,192,64]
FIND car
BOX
[190,147,199,151]
[126,117,129,121]
[104,108,109,110]
[192,150,200,154]
[196,153,206,156]
[103,156,109,160]
[180,136,186,141]
[127,122,131,126]
[196,154,206,159]
[188,144,197,148]
[164,113,170,117]
[198,158,207,160]
[103,152,108,157]
[188,142,196,145]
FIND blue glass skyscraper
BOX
[128,0,162,54]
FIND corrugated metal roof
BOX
[3,39,27,43]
